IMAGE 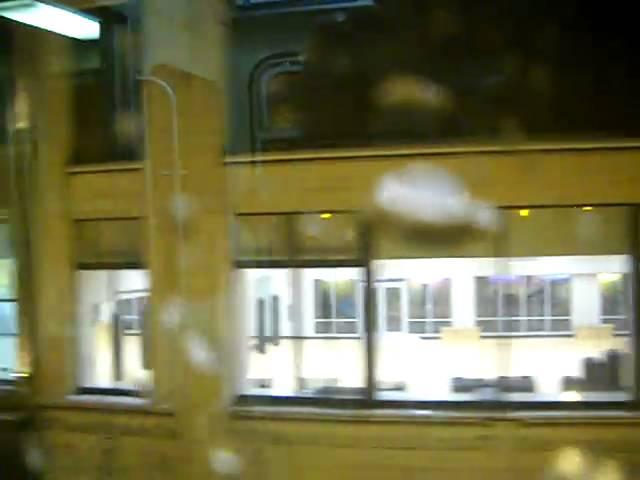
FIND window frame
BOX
[75,264,151,397]
[249,52,304,153]
[475,274,572,337]
[235,205,640,411]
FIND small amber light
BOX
[320,213,333,220]
[582,206,593,211]
[519,209,530,217]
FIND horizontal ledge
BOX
[225,140,640,165]
[231,405,640,424]
[38,395,174,415]
[67,161,144,174]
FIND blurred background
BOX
[1,0,640,479]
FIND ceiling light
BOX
[320,213,333,220]
[0,1,101,40]
[582,206,593,212]
[519,209,530,217]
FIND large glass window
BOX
[237,207,637,405]
[236,213,366,398]
[372,206,634,402]
[229,1,640,155]
[74,219,152,393]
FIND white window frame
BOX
[310,273,362,337]
[406,279,453,336]
[475,275,572,336]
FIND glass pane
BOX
[408,321,426,334]
[526,318,546,333]
[75,219,144,266]
[335,280,356,319]
[500,276,524,317]
[229,3,640,155]
[76,270,152,391]
[240,268,366,397]
[478,319,499,334]
[0,258,16,299]
[385,287,402,332]
[235,215,289,261]
[315,321,332,335]
[336,321,357,335]
[372,206,633,403]
[431,279,451,319]
[526,276,545,317]
[600,274,627,317]
[0,302,18,335]
[408,283,426,319]
[476,277,498,318]
[314,279,332,319]
[265,71,301,130]
[293,213,359,260]
[550,276,570,316]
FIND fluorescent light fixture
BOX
[0,0,100,40]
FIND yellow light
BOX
[320,213,333,220]
[519,209,530,217]
[597,273,622,284]
[582,206,593,211]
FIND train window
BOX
[74,219,152,394]
[371,206,634,403]
[236,212,366,398]
[237,207,635,405]
[229,1,640,155]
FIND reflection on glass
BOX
[241,268,365,397]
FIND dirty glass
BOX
[229,0,640,154]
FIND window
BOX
[236,213,366,397]
[600,273,631,334]
[74,219,152,393]
[0,223,17,381]
[229,1,640,155]
[69,4,142,164]
[250,54,304,152]
[475,275,571,335]
[314,277,358,335]
[237,207,636,404]
[407,279,452,335]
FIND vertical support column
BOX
[28,30,75,402]
[142,1,230,477]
